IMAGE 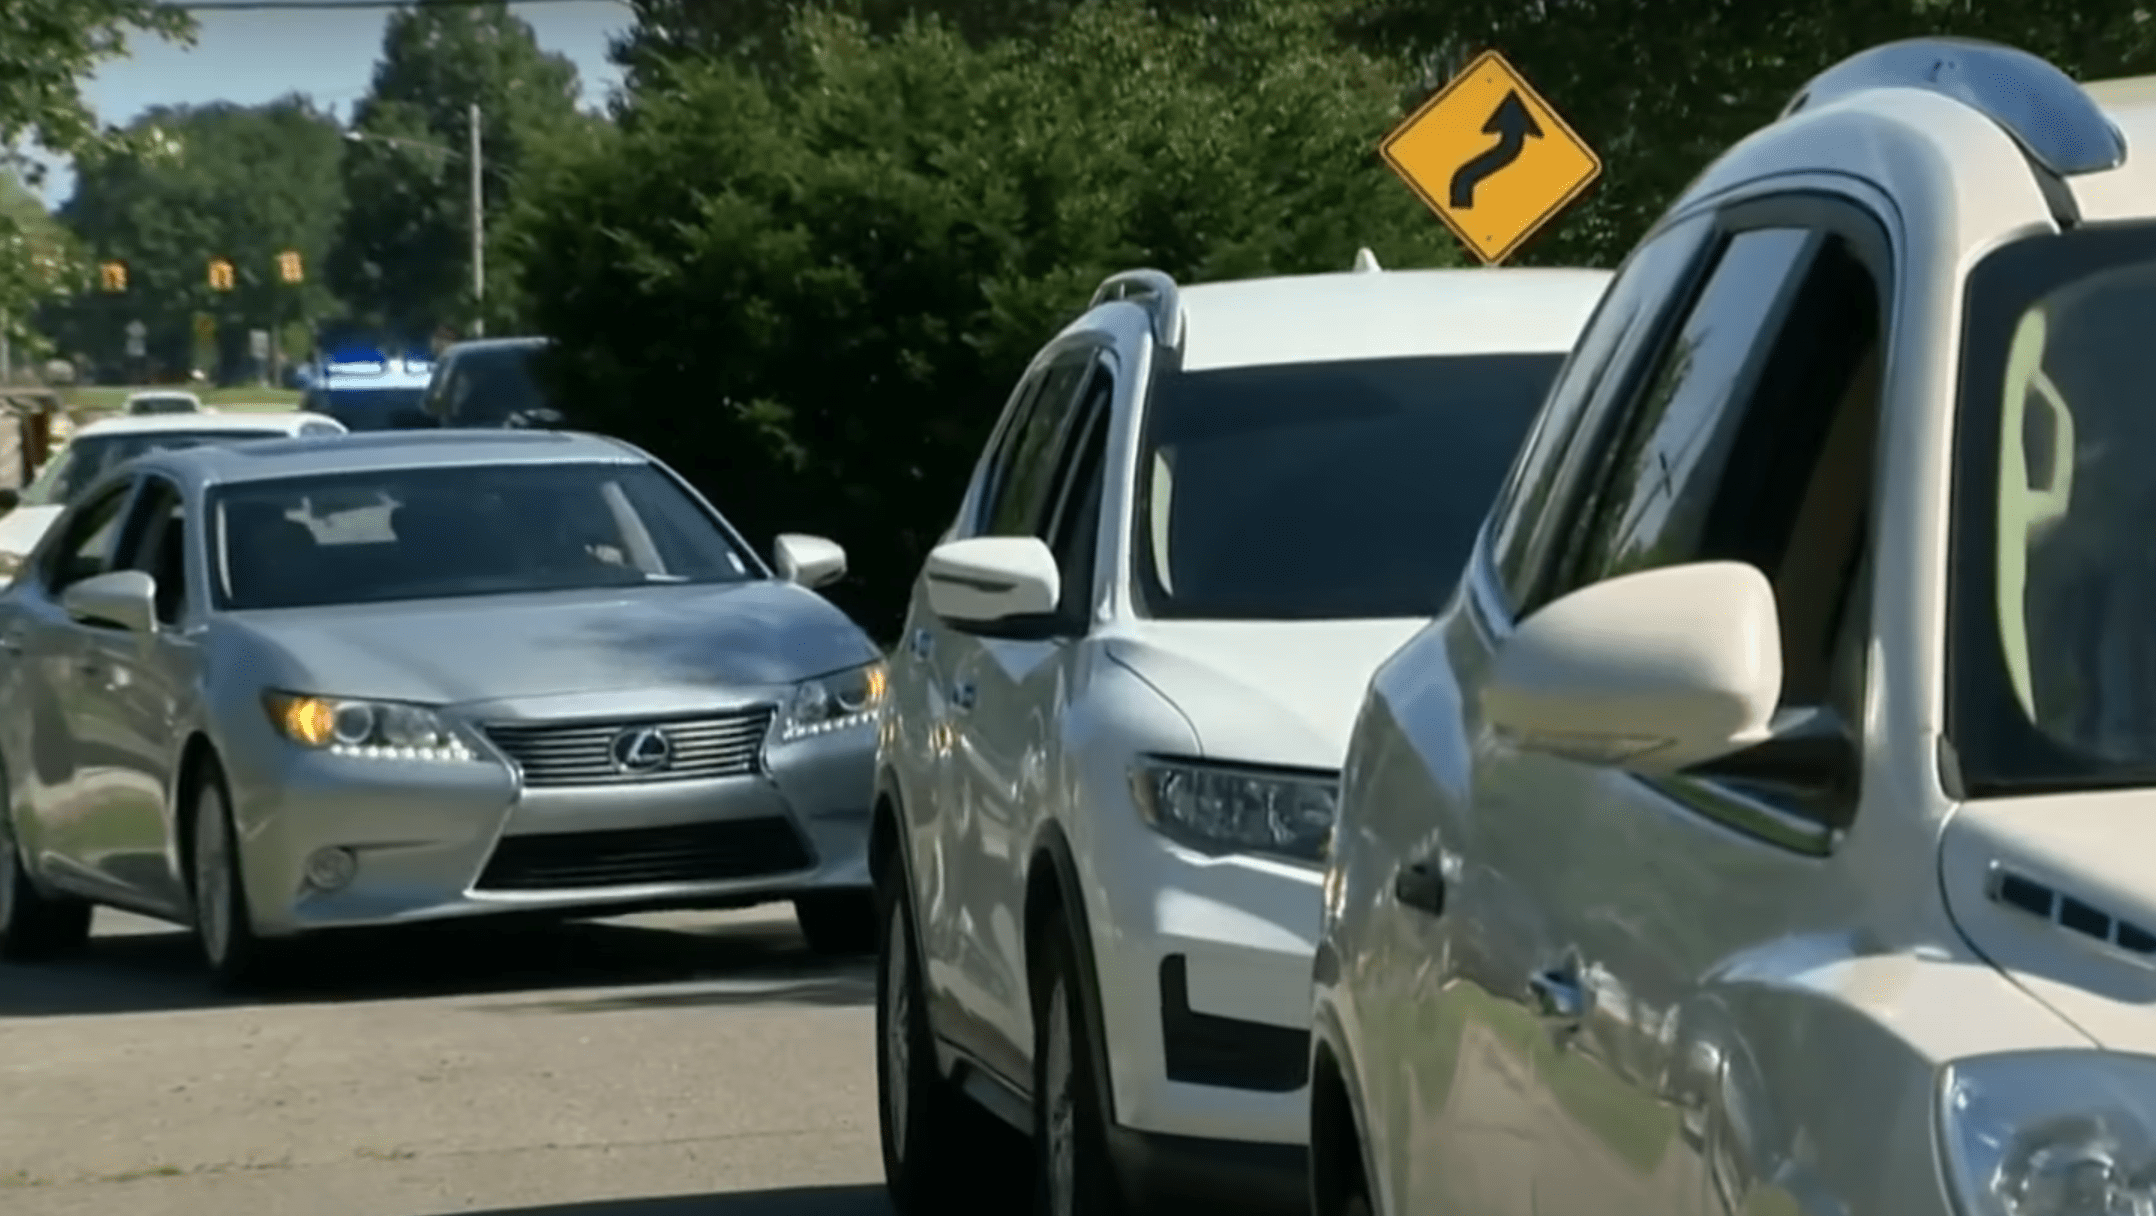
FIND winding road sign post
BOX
[1379,50,1602,265]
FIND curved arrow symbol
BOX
[1448,91,1543,210]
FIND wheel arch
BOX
[172,731,221,896]
[1023,820,1120,1116]
[1309,1034,1372,1216]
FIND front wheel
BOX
[0,799,91,962]
[877,874,997,1212]
[1033,912,1126,1216]
[795,889,877,956]
[190,760,280,991]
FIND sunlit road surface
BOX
[0,904,1029,1216]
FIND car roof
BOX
[125,390,200,402]
[73,411,337,438]
[133,428,644,489]
[442,336,549,357]
[1159,267,1613,372]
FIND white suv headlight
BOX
[1940,1051,2156,1216]
[262,690,475,762]
[1129,757,1337,864]
[778,660,888,742]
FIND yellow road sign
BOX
[1380,50,1601,265]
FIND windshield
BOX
[1949,223,2156,795]
[210,460,757,610]
[1133,352,1563,620]
[451,346,548,424]
[128,395,198,414]
[314,386,429,429]
[22,430,291,507]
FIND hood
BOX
[0,505,64,558]
[1103,618,1425,770]
[216,579,877,712]
[1940,789,2156,1052]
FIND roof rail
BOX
[1352,247,1382,273]
[1089,269,1183,347]
[1782,37,2125,177]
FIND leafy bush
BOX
[516,1,1460,637]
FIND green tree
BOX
[52,97,347,380]
[521,2,1457,636]
[0,0,194,182]
[331,0,593,341]
[0,175,85,372]
[1336,0,2156,266]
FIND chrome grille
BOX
[484,708,773,787]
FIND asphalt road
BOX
[0,903,1025,1216]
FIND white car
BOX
[1311,36,2156,1216]
[124,390,204,415]
[0,411,346,579]
[872,253,1609,1213]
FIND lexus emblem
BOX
[609,726,674,774]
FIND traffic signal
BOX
[98,261,127,292]
[207,257,235,291]
[276,249,303,284]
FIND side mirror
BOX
[1482,561,1782,775]
[513,407,567,429]
[0,487,20,513]
[923,536,1059,631]
[61,569,158,635]
[773,533,847,590]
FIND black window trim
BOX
[968,338,1106,542]
[1469,186,1901,858]
[1036,350,1118,638]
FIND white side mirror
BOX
[62,569,159,635]
[773,533,846,590]
[1482,561,1783,775]
[923,536,1059,628]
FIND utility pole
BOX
[469,102,485,338]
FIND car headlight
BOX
[262,690,475,761]
[1940,1051,2156,1216]
[1129,758,1338,864]
[779,660,888,742]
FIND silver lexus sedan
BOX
[0,429,885,988]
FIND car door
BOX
[71,474,197,914]
[941,341,1106,1071]
[1360,211,1717,1216]
[1,479,140,899]
[905,355,1063,1074]
[1476,196,1893,1216]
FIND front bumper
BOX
[223,709,875,938]
[1090,830,1324,1148]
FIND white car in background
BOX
[0,411,346,579]
[871,252,1610,1214]
[124,390,205,415]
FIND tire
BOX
[1033,912,1126,1216]
[189,759,280,991]
[0,788,92,963]
[795,889,877,956]
[877,873,993,1213]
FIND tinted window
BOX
[1489,215,1712,608]
[128,395,199,415]
[320,387,430,431]
[21,430,298,507]
[980,353,1091,538]
[1134,353,1563,620]
[44,484,132,593]
[211,462,756,611]
[446,347,548,425]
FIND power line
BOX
[171,0,631,10]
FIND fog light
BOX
[304,846,357,891]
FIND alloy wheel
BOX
[1044,975,1078,1216]
[883,905,913,1161]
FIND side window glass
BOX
[1567,222,1887,826]
[983,353,1091,538]
[1490,214,1715,611]
[118,478,188,625]
[959,369,1050,539]
[44,484,133,594]
[1041,360,1115,623]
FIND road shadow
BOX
[437,1184,893,1216]
[0,908,872,1017]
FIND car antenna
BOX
[1352,247,1382,273]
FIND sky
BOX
[27,0,636,208]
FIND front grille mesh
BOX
[483,708,773,787]
[474,818,815,891]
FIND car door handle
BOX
[1393,860,1446,917]
[950,680,977,712]
[1529,966,1587,1022]
[909,628,934,660]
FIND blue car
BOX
[299,352,437,431]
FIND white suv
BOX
[1311,36,2156,1216]
[872,254,1610,1213]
